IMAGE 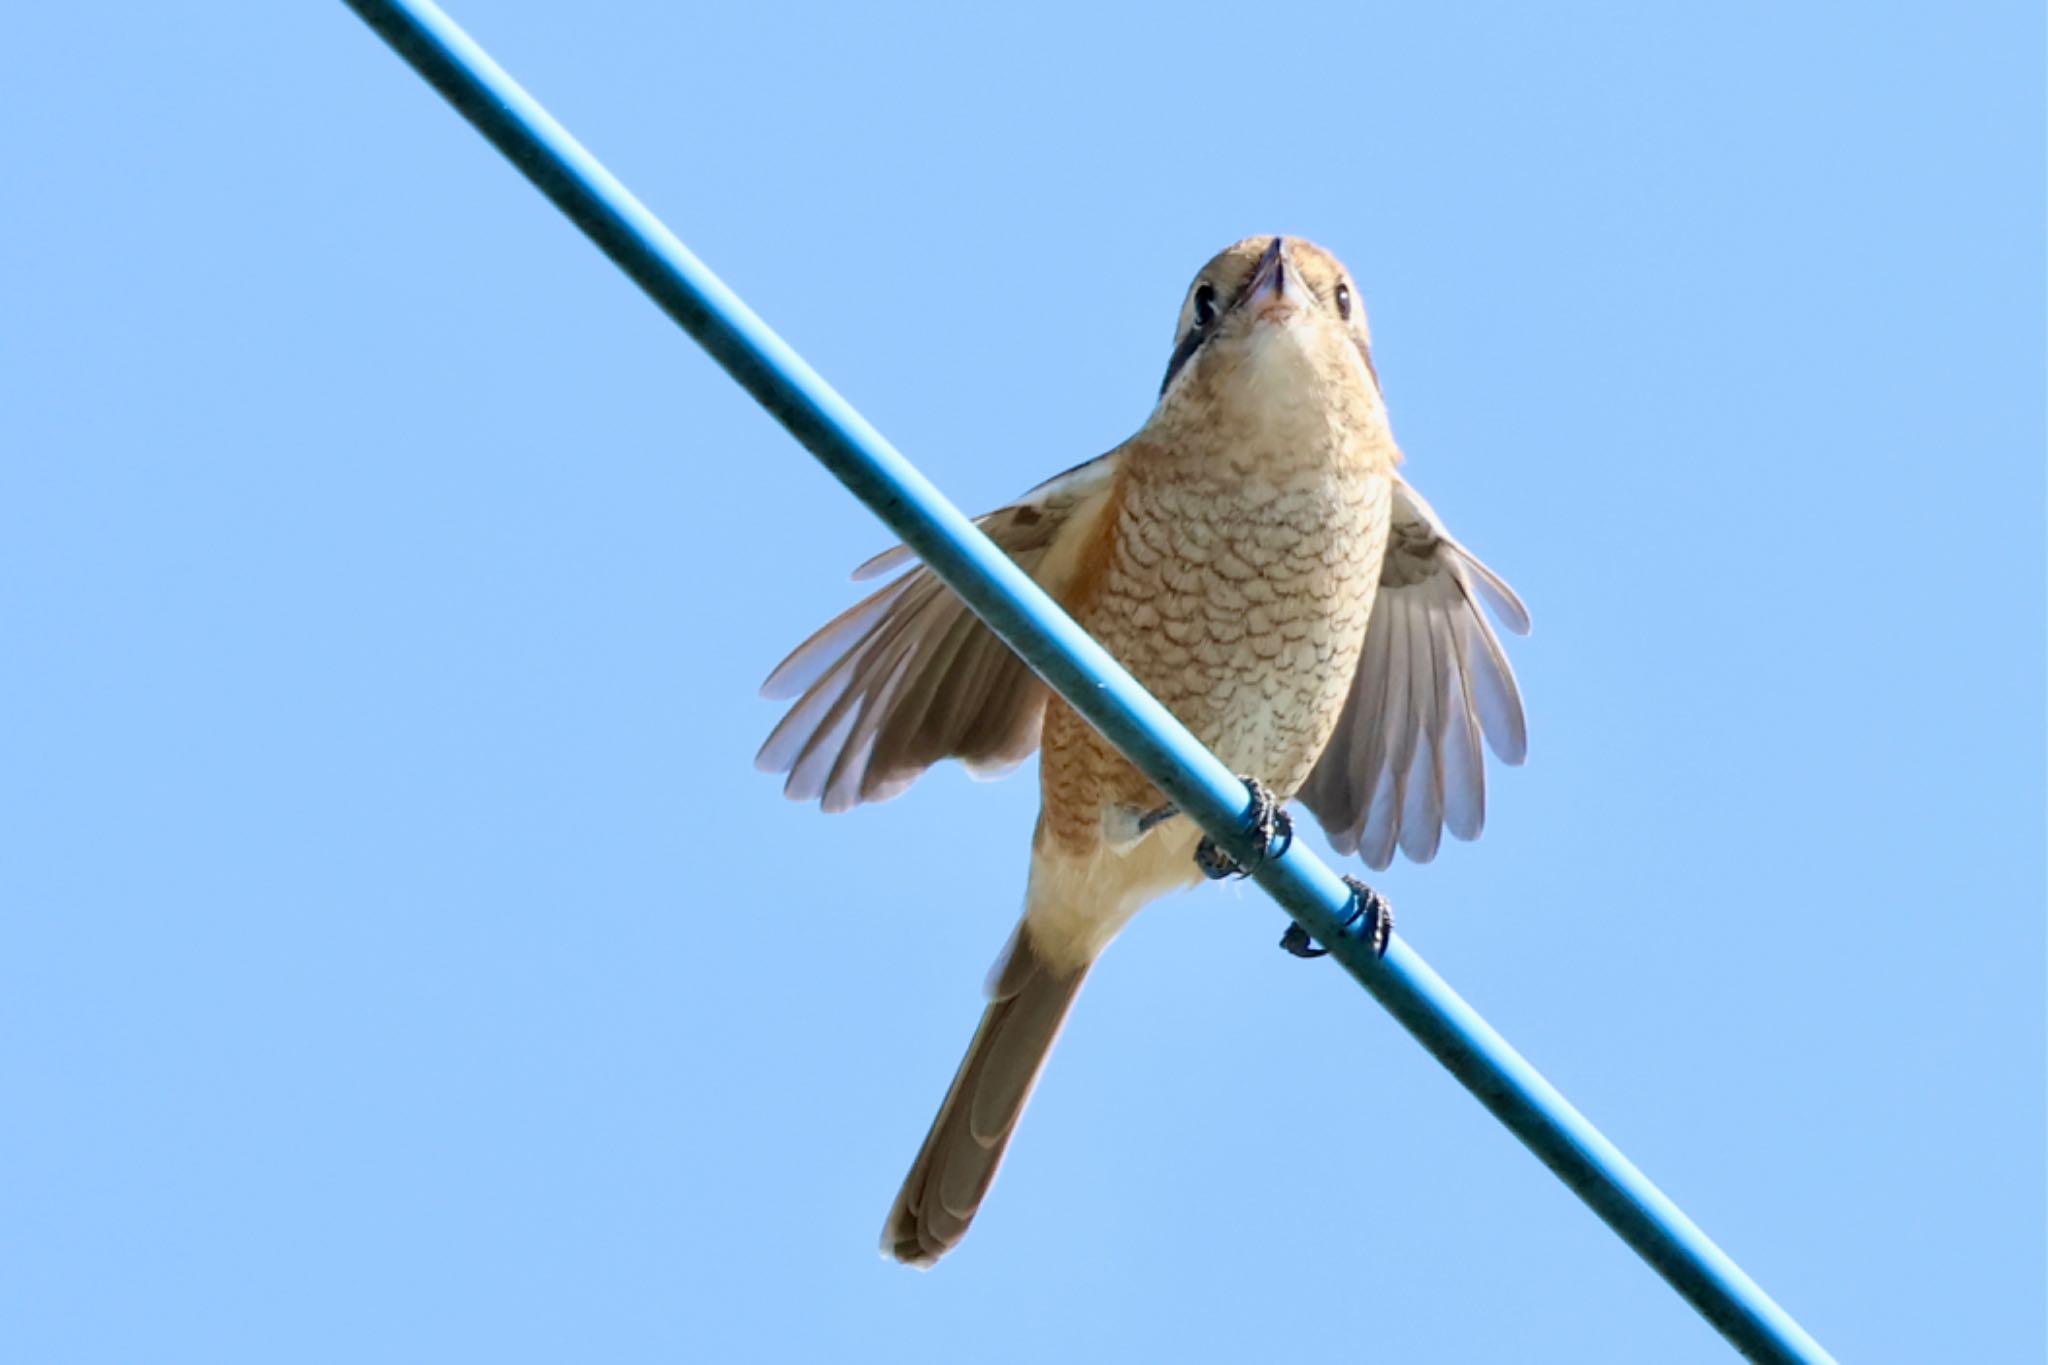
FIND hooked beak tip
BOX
[1246,236,1290,307]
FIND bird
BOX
[755,235,1530,1267]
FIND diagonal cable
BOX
[339,4,1836,1360]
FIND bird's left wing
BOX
[1298,475,1531,869]
[757,452,1121,812]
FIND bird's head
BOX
[1156,236,1382,424]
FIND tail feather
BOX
[882,926,1087,1267]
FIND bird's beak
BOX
[1242,236,1291,313]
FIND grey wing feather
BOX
[1300,475,1530,870]
[757,452,1120,811]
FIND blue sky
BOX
[3,3,2041,1361]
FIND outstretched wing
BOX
[1298,475,1530,869]
[757,453,1122,812]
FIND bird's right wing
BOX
[757,452,1122,813]
[1297,475,1530,869]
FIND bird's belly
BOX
[1039,467,1392,844]
[1148,592,1370,795]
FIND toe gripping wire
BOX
[1194,778,1395,961]
[1192,776,1293,881]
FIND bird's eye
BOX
[1335,282,1353,320]
[1192,283,1218,329]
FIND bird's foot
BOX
[1279,877,1394,959]
[1195,777,1293,881]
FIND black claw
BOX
[1195,777,1293,881]
[1279,879,1394,962]
[1279,922,1327,958]
[1341,876,1395,957]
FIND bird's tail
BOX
[881,923,1089,1267]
